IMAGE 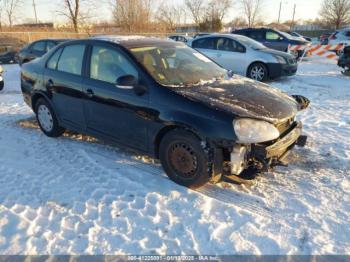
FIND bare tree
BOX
[58,0,94,33]
[320,0,350,29]
[240,0,263,27]
[185,0,205,25]
[207,0,233,22]
[229,16,248,29]
[1,0,22,27]
[157,1,183,31]
[112,0,155,32]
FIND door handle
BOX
[86,88,94,98]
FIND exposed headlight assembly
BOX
[274,55,287,64]
[233,118,280,143]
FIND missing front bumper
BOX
[227,122,307,176]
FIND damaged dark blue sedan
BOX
[20,36,309,188]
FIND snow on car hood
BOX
[174,75,299,124]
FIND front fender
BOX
[158,110,236,143]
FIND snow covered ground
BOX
[0,58,349,255]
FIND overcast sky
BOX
[21,0,323,24]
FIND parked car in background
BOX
[0,36,25,64]
[17,39,68,66]
[168,35,192,43]
[232,27,310,58]
[189,34,297,82]
[319,33,332,45]
[0,65,4,91]
[287,31,312,42]
[0,47,17,64]
[328,28,350,55]
[21,36,308,188]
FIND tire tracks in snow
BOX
[1,114,287,222]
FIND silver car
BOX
[188,34,297,81]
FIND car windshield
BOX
[129,44,227,87]
[233,35,266,50]
[278,30,293,39]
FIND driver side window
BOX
[266,31,283,41]
[90,46,138,84]
[216,37,245,52]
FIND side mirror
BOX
[227,70,234,78]
[116,75,137,89]
[116,75,147,95]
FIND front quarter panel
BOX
[149,86,237,151]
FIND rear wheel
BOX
[159,129,211,188]
[35,98,65,137]
[248,63,268,82]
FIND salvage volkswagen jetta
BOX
[21,36,309,188]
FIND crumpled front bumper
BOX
[227,121,307,176]
[250,121,307,167]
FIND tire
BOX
[35,98,65,137]
[159,129,211,189]
[248,62,268,82]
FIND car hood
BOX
[173,75,299,124]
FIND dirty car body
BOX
[20,36,308,188]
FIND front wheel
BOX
[35,98,65,137]
[248,63,268,82]
[159,129,211,189]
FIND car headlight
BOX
[274,55,287,64]
[233,118,280,143]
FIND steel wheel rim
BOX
[37,105,54,132]
[168,142,198,178]
[250,65,265,81]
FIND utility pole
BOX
[32,0,38,24]
[278,1,282,24]
[291,3,296,30]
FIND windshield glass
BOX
[278,30,293,39]
[129,44,227,87]
[233,35,266,50]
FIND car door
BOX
[192,37,217,61]
[264,30,286,51]
[213,37,247,75]
[44,44,87,129]
[82,43,150,151]
[28,41,47,60]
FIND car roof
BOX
[34,38,70,42]
[86,35,182,48]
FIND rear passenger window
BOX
[57,45,85,75]
[192,38,216,49]
[47,48,63,70]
